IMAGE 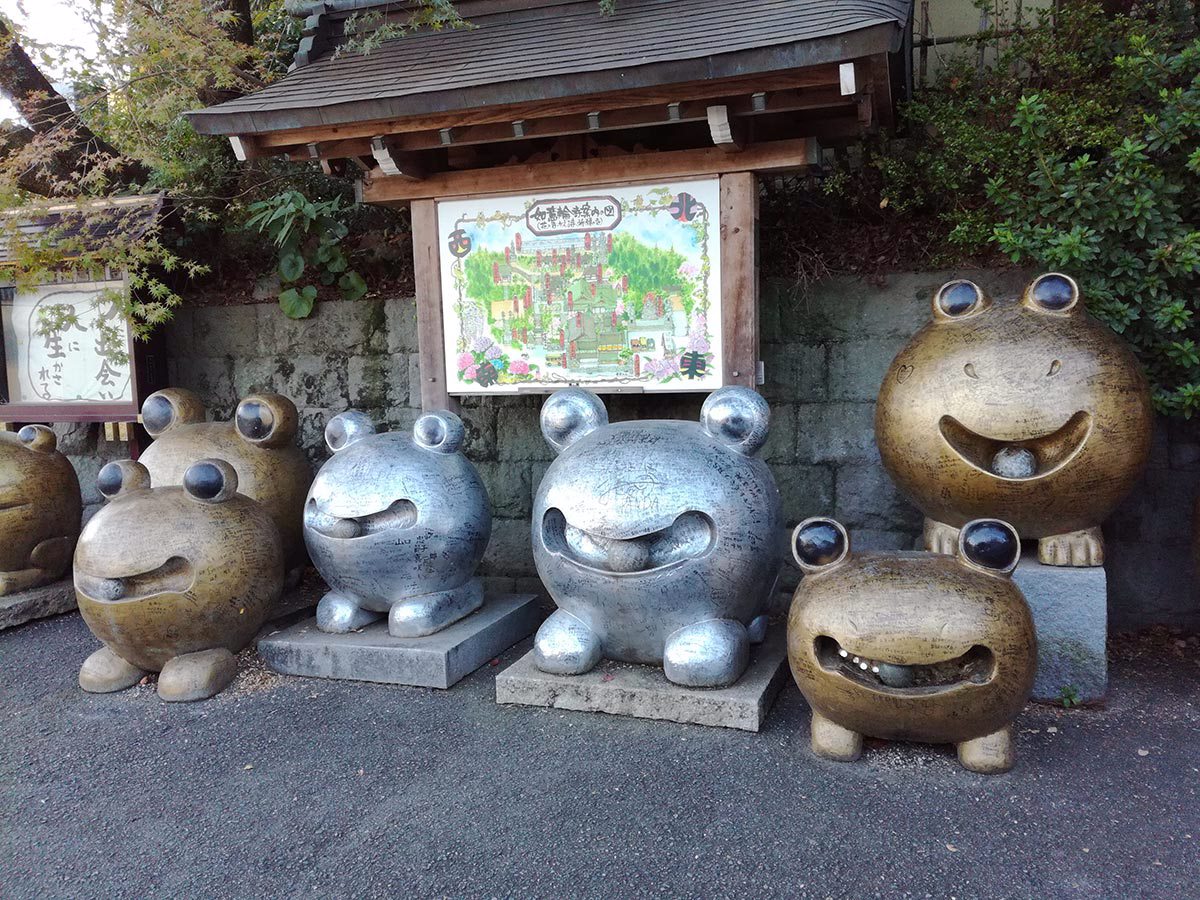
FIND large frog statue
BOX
[876,273,1153,566]
[788,517,1036,774]
[303,409,492,636]
[532,387,782,688]
[74,458,283,701]
[0,425,81,595]
[138,388,313,583]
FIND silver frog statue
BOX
[304,410,492,637]
[532,387,783,687]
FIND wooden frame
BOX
[409,171,762,411]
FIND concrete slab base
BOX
[495,628,790,731]
[257,593,541,689]
[1013,552,1107,704]
[0,579,75,632]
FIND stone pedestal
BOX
[495,628,790,731]
[1012,553,1107,704]
[0,579,76,631]
[257,593,541,689]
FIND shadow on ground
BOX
[1,614,1197,898]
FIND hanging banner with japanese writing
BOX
[437,178,723,394]
[1,279,134,407]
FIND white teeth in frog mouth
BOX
[541,508,715,575]
[306,499,418,539]
[815,636,995,691]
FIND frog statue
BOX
[788,517,1036,774]
[74,458,284,701]
[304,410,492,636]
[0,425,81,595]
[876,273,1153,566]
[532,387,782,688]
[138,388,314,584]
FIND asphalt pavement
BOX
[1,612,1197,899]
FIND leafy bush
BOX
[873,1,1200,415]
[244,190,368,318]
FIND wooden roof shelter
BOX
[190,0,913,409]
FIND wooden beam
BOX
[281,87,850,161]
[361,138,812,205]
[229,135,262,161]
[255,66,842,150]
[410,199,457,413]
[719,173,759,390]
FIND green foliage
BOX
[464,250,511,313]
[1060,685,1082,709]
[856,0,1200,415]
[244,190,368,318]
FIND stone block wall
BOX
[53,268,1191,628]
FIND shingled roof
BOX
[189,0,912,135]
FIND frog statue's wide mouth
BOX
[938,411,1092,481]
[541,508,715,576]
[815,636,995,694]
[76,556,196,603]
[305,498,418,540]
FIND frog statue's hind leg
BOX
[923,518,961,556]
[388,578,485,638]
[533,608,602,675]
[1038,527,1104,566]
[0,536,75,595]
[663,618,750,688]
[810,711,864,762]
[79,646,147,693]
[157,648,238,702]
[316,590,383,633]
[957,725,1015,774]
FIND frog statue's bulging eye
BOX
[934,280,984,319]
[140,388,205,437]
[235,394,298,448]
[959,519,1021,574]
[791,517,850,573]
[1025,273,1080,314]
[183,458,239,504]
[97,460,152,500]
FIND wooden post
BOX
[410,199,458,413]
[719,172,759,389]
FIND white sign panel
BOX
[2,280,133,404]
[437,178,723,394]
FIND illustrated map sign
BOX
[1,279,134,407]
[437,178,723,393]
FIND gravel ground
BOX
[1,613,1197,900]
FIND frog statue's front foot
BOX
[316,591,382,633]
[533,609,602,675]
[663,618,752,688]
[1038,527,1104,567]
[388,579,485,638]
[923,518,961,556]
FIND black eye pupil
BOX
[236,401,274,440]
[796,521,845,567]
[97,463,124,498]
[962,521,1018,570]
[142,395,173,433]
[938,282,980,316]
[1033,275,1075,310]
[184,463,224,500]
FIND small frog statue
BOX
[532,387,782,688]
[138,389,314,584]
[788,517,1036,774]
[74,458,284,701]
[304,410,492,636]
[0,425,81,595]
[876,273,1153,566]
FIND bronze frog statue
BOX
[138,388,313,583]
[0,425,81,595]
[74,458,284,701]
[788,517,1036,774]
[876,273,1153,566]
